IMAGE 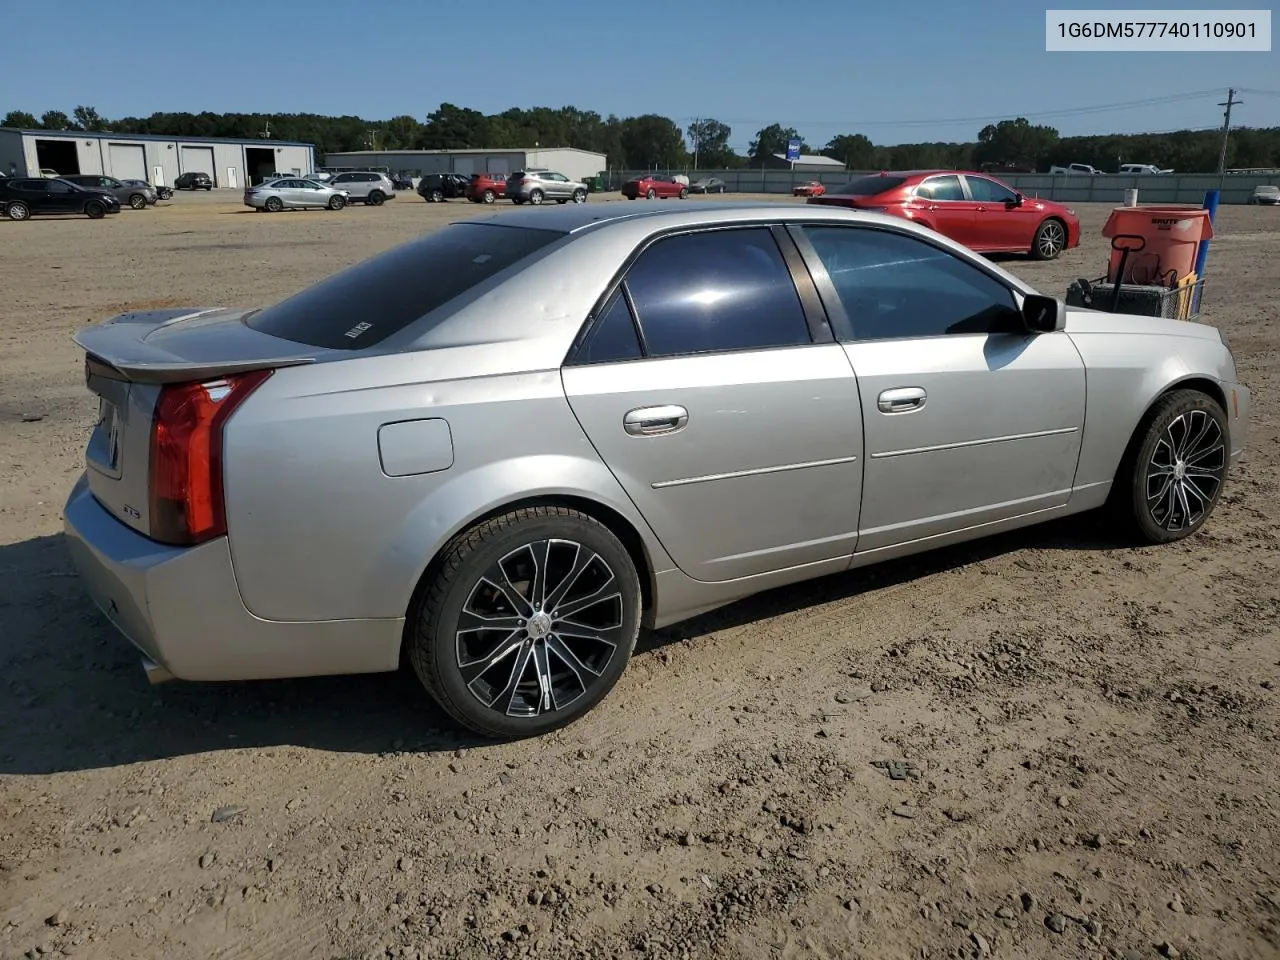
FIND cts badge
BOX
[122,504,141,520]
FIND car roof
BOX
[456,200,944,235]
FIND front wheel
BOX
[678,187,688,199]
[572,189,587,204]
[645,188,656,199]
[328,195,346,210]
[408,507,642,739]
[1112,389,1229,544]
[1032,218,1067,260]
[85,200,106,219]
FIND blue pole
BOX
[1194,189,1219,277]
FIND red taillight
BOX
[148,368,272,545]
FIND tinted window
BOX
[246,223,562,350]
[623,228,811,357]
[916,175,965,201]
[830,175,906,197]
[965,176,1017,203]
[577,291,643,364]
[802,226,1020,340]
[47,181,74,194]
[17,180,48,192]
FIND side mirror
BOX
[1009,193,1024,207]
[1022,294,1064,332]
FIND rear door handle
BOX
[624,404,689,436]
[877,387,927,414]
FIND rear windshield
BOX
[829,175,906,196]
[245,223,562,350]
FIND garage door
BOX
[180,146,216,184]
[485,157,510,176]
[108,143,147,181]
[452,156,475,176]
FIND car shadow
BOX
[0,514,1132,776]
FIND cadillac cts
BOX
[63,203,1250,738]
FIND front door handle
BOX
[624,404,689,437]
[877,387,927,414]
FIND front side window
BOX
[965,176,1017,203]
[801,226,1021,341]
[621,228,811,358]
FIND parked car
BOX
[417,173,470,202]
[39,168,59,178]
[61,202,1249,739]
[466,173,509,204]
[621,174,687,200]
[688,177,727,194]
[506,169,589,205]
[390,172,414,190]
[175,172,213,191]
[793,180,825,198]
[0,177,121,220]
[244,178,349,212]
[1049,163,1104,175]
[807,170,1080,260]
[61,174,155,210]
[1248,184,1279,205]
[146,182,175,201]
[327,171,395,205]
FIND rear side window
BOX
[830,175,906,196]
[245,223,563,350]
[622,228,811,358]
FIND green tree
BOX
[823,133,876,169]
[686,118,736,168]
[72,105,107,131]
[2,110,38,128]
[618,114,686,168]
[380,115,421,150]
[421,103,491,150]
[973,117,1059,169]
[749,124,802,164]
[39,110,72,130]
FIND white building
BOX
[323,147,607,183]
[0,127,316,188]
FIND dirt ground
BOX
[1,190,1277,960]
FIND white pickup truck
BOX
[1118,163,1174,175]
[1049,163,1104,175]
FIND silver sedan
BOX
[244,177,348,212]
[63,203,1251,738]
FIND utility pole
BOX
[1216,88,1243,184]
[691,117,700,171]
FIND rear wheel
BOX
[529,189,545,205]
[6,201,30,221]
[85,200,106,219]
[368,190,386,206]
[1032,218,1067,260]
[265,196,283,212]
[128,193,147,210]
[408,507,642,739]
[483,189,495,204]
[1111,389,1229,544]
[328,195,346,210]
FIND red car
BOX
[793,180,825,197]
[621,174,688,200]
[806,170,1080,260]
[466,173,508,204]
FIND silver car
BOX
[244,178,348,212]
[506,169,589,205]
[326,171,396,205]
[62,203,1250,739]
[61,174,156,209]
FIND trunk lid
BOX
[76,307,318,539]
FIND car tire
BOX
[5,201,30,221]
[645,188,656,199]
[328,195,345,210]
[264,196,283,212]
[204,186,212,191]
[128,194,147,210]
[408,506,642,739]
[85,200,106,219]
[1031,218,1067,260]
[1111,389,1229,545]
[529,189,545,205]
[572,189,587,204]
[483,189,495,204]
[368,190,386,206]
[678,187,688,199]
[430,190,443,202]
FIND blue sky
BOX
[3,0,1277,149]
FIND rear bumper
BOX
[62,474,403,682]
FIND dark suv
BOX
[417,173,470,202]
[175,171,213,190]
[0,178,122,220]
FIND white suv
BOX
[326,171,395,206]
